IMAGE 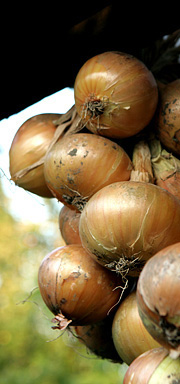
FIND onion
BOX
[38,244,123,329]
[136,242,180,358]
[59,205,81,245]
[149,137,180,200]
[123,347,180,384]
[74,51,158,139]
[9,113,60,197]
[79,181,180,277]
[71,316,122,363]
[112,292,160,365]
[156,79,180,156]
[44,133,132,211]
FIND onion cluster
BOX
[9,49,180,378]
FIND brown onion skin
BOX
[112,292,160,365]
[38,244,123,326]
[136,243,180,355]
[156,80,180,156]
[9,114,60,197]
[79,181,180,277]
[72,316,122,363]
[74,51,158,139]
[150,138,180,200]
[155,172,180,201]
[123,347,180,384]
[59,205,81,245]
[44,133,132,210]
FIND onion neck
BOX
[130,140,154,183]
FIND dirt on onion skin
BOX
[62,193,88,211]
[159,315,180,350]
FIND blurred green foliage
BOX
[0,184,128,384]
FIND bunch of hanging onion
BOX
[8,46,180,377]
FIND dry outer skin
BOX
[137,246,180,318]
[123,348,180,384]
[59,205,81,245]
[79,181,180,277]
[44,133,132,211]
[148,357,180,384]
[137,243,180,353]
[9,113,60,197]
[112,292,160,365]
[38,245,123,328]
[74,52,158,139]
[157,79,180,156]
[123,348,168,384]
[149,137,180,200]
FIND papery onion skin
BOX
[150,138,180,200]
[59,205,81,245]
[123,347,180,384]
[38,244,123,327]
[136,242,180,356]
[156,79,180,156]
[130,140,154,183]
[155,171,180,201]
[112,292,160,365]
[79,181,180,277]
[9,114,60,197]
[44,133,132,211]
[74,51,158,139]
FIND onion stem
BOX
[130,140,154,183]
